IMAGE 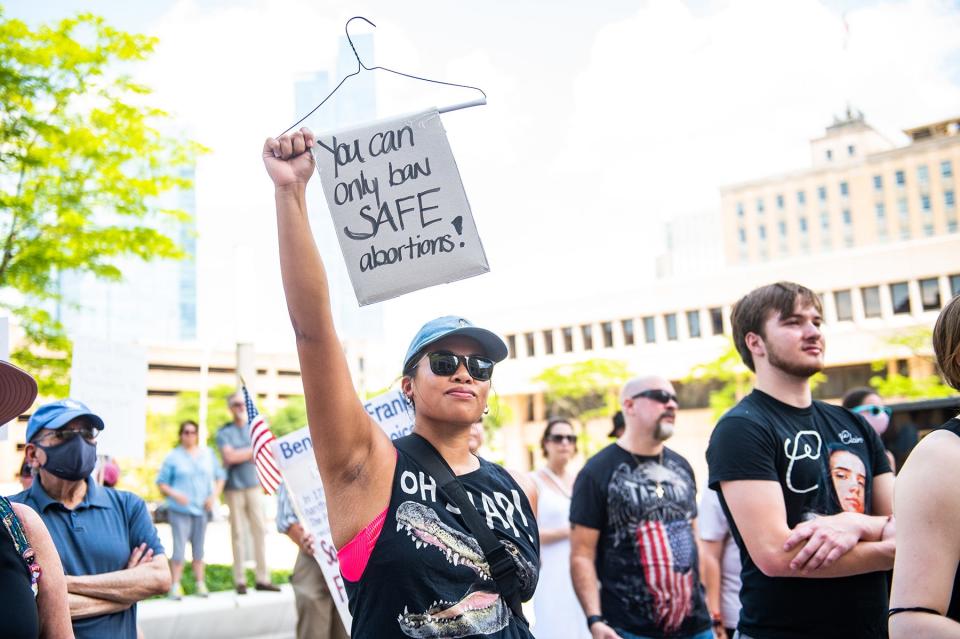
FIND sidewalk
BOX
[139,587,295,639]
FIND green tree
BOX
[534,358,632,422]
[173,384,235,447]
[270,395,307,438]
[869,328,954,400]
[686,340,754,420]
[0,10,204,394]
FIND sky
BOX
[6,0,960,379]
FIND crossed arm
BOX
[67,544,171,619]
[719,474,895,579]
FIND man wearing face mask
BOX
[11,399,171,639]
[570,376,712,639]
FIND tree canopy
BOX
[534,358,632,422]
[0,9,204,393]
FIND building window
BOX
[562,327,573,352]
[797,190,806,206]
[738,228,747,244]
[943,160,954,179]
[847,144,855,156]
[642,316,656,343]
[895,170,905,187]
[826,149,833,161]
[581,324,594,350]
[799,217,808,233]
[842,209,852,226]
[736,202,744,217]
[820,211,830,231]
[873,175,883,191]
[665,314,678,341]
[756,198,765,214]
[622,319,635,346]
[542,330,554,355]
[890,282,911,314]
[506,335,516,358]
[840,181,849,197]
[918,165,929,184]
[818,186,827,202]
[951,274,960,298]
[778,220,787,238]
[946,190,955,209]
[524,332,535,357]
[776,194,784,209]
[862,286,882,318]
[709,307,724,335]
[875,203,886,221]
[758,224,766,240]
[920,278,941,311]
[835,290,853,321]
[601,321,614,348]
[687,311,701,338]
[921,194,931,211]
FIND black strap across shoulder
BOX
[394,434,528,626]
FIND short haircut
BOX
[731,281,822,371]
[934,294,960,390]
[841,387,877,409]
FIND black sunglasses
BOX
[546,434,577,444]
[426,352,495,381]
[43,427,99,444]
[631,389,678,405]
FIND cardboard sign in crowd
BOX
[271,390,416,633]
[314,108,489,305]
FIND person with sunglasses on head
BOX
[263,128,539,638]
[156,420,226,600]
[530,419,589,638]
[12,399,170,639]
[706,282,894,639]
[842,387,898,473]
[888,294,960,637]
[570,376,712,639]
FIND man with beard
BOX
[570,376,712,639]
[707,282,894,639]
[12,399,170,639]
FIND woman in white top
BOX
[531,419,590,639]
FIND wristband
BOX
[586,615,606,629]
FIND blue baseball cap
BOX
[403,316,509,373]
[26,399,105,443]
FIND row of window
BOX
[828,274,960,321]
[504,308,727,359]
[735,160,955,218]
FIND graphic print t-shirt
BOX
[570,444,710,638]
[343,448,539,639]
[707,389,892,639]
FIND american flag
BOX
[242,386,282,494]
[637,519,695,634]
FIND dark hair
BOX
[934,295,960,390]
[842,387,878,409]
[731,281,823,371]
[18,459,31,478]
[179,420,199,437]
[541,418,576,457]
[612,410,624,431]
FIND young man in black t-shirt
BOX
[707,282,895,639]
[571,376,712,639]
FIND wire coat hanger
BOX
[279,16,487,138]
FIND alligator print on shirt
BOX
[394,501,536,638]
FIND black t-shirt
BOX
[707,389,893,639]
[343,448,539,639]
[570,444,710,638]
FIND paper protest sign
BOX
[272,389,416,634]
[313,108,489,305]
[69,337,147,459]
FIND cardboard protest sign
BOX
[272,389,416,634]
[314,108,489,305]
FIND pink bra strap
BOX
[337,506,387,582]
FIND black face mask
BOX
[37,435,98,481]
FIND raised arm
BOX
[889,430,960,638]
[721,480,894,578]
[263,128,395,547]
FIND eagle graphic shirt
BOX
[570,444,710,639]
[343,446,539,639]
[707,389,892,639]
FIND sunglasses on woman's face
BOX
[546,434,576,444]
[853,404,892,418]
[426,351,495,381]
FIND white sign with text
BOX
[272,389,416,634]
[314,108,489,305]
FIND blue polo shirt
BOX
[10,477,165,639]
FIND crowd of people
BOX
[1,126,959,639]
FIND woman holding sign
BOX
[263,128,540,639]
